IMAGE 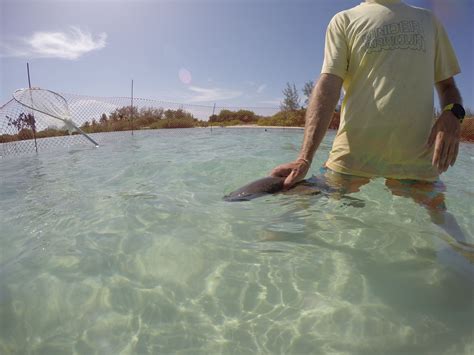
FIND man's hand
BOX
[427,111,461,173]
[270,158,310,189]
[269,74,342,190]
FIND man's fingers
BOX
[427,125,437,147]
[441,139,453,172]
[283,169,297,189]
[273,160,309,188]
[432,132,444,167]
[450,142,459,167]
[283,165,308,189]
[446,139,457,171]
[438,137,450,172]
[270,166,291,178]
[429,113,461,172]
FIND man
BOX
[271,0,465,219]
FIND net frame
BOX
[12,88,99,147]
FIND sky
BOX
[1,0,473,111]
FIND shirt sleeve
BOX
[321,13,349,80]
[433,16,461,83]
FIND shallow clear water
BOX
[1,128,473,354]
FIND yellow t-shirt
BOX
[322,0,460,181]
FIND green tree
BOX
[208,109,258,123]
[280,82,300,111]
[164,109,174,120]
[302,81,314,107]
[99,113,108,125]
[235,110,257,123]
[109,106,138,121]
[7,112,36,133]
[139,107,164,122]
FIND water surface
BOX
[1,128,473,354]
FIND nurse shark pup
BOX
[223,176,321,202]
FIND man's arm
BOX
[436,77,462,108]
[428,77,463,173]
[271,73,343,188]
[299,73,343,163]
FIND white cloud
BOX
[187,86,242,103]
[0,26,107,60]
[256,84,267,94]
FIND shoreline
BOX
[213,125,304,130]
[213,124,474,143]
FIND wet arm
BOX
[298,73,343,163]
[429,77,463,172]
[435,77,462,108]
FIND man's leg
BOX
[313,167,371,195]
[384,179,471,246]
[299,167,371,208]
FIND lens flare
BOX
[178,68,192,85]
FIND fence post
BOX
[27,62,38,153]
[130,79,134,135]
[210,103,216,133]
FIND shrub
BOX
[209,109,259,123]
[461,117,474,142]
[257,109,305,127]
[150,118,195,129]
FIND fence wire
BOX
[0,92,279,157]
[2,91,472,158]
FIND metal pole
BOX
[130,79,134,136]
[27,62,38,153]
[27,63,32,88]
[210,103,216,133]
